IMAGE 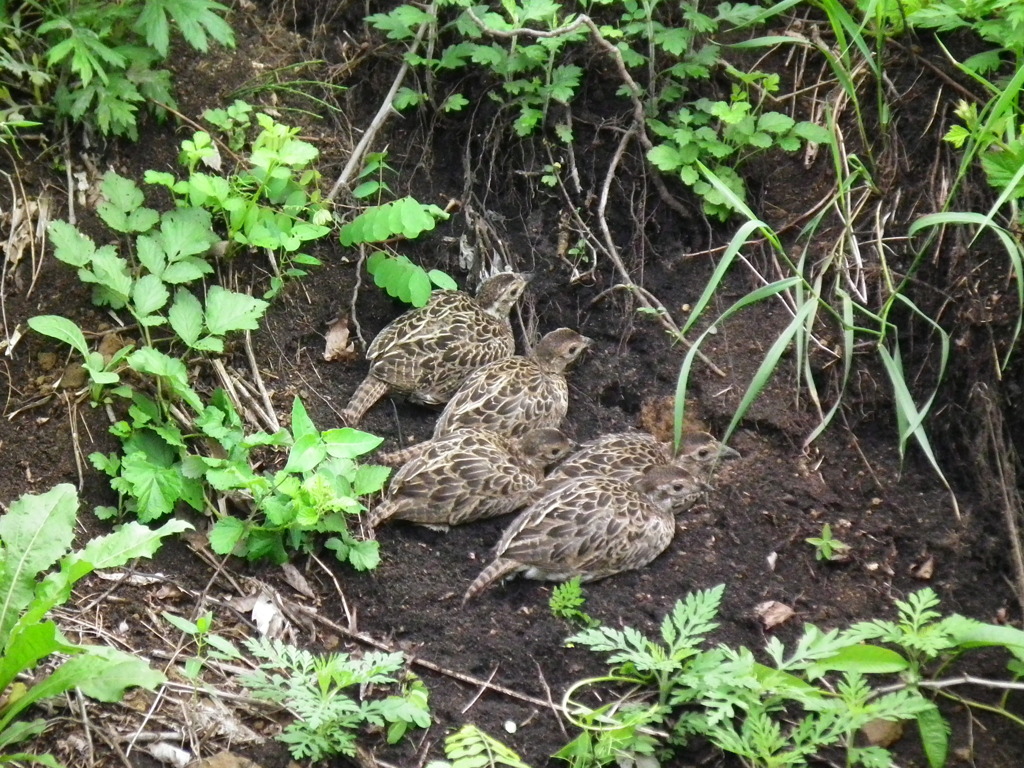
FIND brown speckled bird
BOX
[539,430,739,490]
[377,328,590,466]
[366,427,573,530]
[463,465,707,602]
[339,272,529,425]
[433,327,590,438]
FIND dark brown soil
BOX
[2,3,1023,768]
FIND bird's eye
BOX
[698,447,713,459]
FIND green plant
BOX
[647,94,831,220]
[32,161,384,567]
[670,170,962,516]
[26,315,132,400]
[560,585,1024,768]
[91,386,389,567]
[367,1,830,218]
[44,171,264,355]
[366,252,459,306]
[550,577,598,628]
[0,0,234,138]
[426,724,534,768]
[238,638,431,760]
[146,102,333,299]
[339,154,456,307]
[805,523,851,562]
[0,484,187,765]
[161,610,240,678]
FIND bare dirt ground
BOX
[2,2,1023,767]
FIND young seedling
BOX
[549,577,598,628]
[806,523,852,562]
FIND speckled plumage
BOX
[340,273,529,425]
[366,427,573,529]
[432,327,591,439]
[463,465,707,602]
[525,431,740,503]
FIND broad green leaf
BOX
[290,397,318,442]
[806,644,909,677]
[86,249,133,307]
[71,519,192,570]
[97,172,158,233]
[168,288,205,347]
[209,517,246,556]
[917,705,949,768]
[353,464,391,496]
[26,316,90,358]
[22,518,191,631]
[647,143,685,172]
[162,257,214,284]
[756,111,795,134]
[204,286,268,336]
[47,220,95,268]
[322,428,385,458]
[346,538,380,571]
[943,615,1024,659]
[794,121,833,144]
[284,433,327,474]
[156,208,219,262]
[74,647,165,700]
[136,234,167,277]
[0,485,78,645]
[127,348,202,411]
[0,621,69,694]
[131,274,170,317]
[120,452,185,522]
[428,269,458,291]
[162,611,199,635]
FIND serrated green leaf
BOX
[120,453,184,522]
[131,274,169,317]
[347,538,380,571]
[0,484,78,643]
[647,143,685,172]
[917,705,949,768]
[72,519,192,571]
[47,220,95,268]
[127,348,202,411]
[72,646,166,701]
[86,249,133,308]
[353,465,391,496]
[794,121,832,144]
[208,518,246,552]
[168,288,204,347]
[756,112,796,134]
[204,286,268,336]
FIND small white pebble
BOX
[504,720,517,734]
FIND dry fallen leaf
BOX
[281,562,315,598]
[252,588,291,639]
[323,315,358,362]
[755,600,796,630]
